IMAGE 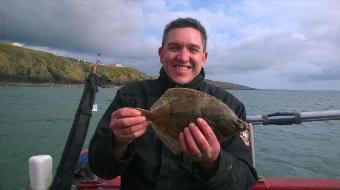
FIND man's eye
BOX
[189,48,199,53]
[168,46,179,51]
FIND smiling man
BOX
[89,17,257,190]
[159,26,207,84]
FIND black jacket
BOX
[89,68,257,190]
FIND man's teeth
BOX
[175,65,190,70]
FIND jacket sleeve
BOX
[88,90,134,179]
[195,102,258,189]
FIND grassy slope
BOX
[0,43,151,85]
[0,42,252,89]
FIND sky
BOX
[1,0,340,90]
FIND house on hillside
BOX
[11,42,23,47]
[114,64,125,67]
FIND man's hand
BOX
[110,107,149,159]
[179,118,220,176]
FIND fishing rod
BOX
[50,53,101,190]
[246,110,340,125]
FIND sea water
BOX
[0,86,339,189]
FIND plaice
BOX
[137,88,249,154]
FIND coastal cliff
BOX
[0,43,253,89]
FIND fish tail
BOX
[238,119,250,131]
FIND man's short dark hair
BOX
[162,17,207,51]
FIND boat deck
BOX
[77,176,340,190]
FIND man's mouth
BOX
[174,65,191,70]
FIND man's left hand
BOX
[179,117,220,175]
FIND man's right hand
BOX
[110,108,149,159]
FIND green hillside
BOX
[205,79,253,90]
[0,43,151,86]
[0,42,253,89]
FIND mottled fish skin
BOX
[137,88,250,154]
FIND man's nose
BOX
[176,48,190,63]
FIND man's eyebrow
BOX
[167,42,201,49]
[188,44,201,49]
[167,42,181,47]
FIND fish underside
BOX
[137,88,249,154]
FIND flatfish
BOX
[137,88,249,154]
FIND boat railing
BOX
[27,109,340,190]
[246,109,340,168]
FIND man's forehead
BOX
[165,28,203,47]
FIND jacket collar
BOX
[158,67,205,89]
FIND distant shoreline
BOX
[1,43,253,90]
[2,82,339,91]
[1,82,86,87]
[0,81,249,90]
[0,82,124,88]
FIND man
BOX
[89,17,257,190]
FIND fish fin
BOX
[150,122,181,154]
[136,108,153,120]
[165,88,208,98]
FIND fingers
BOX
[110,108,149,145]
[111,108,147,128]
[113,122,149,136]
[111,115,147,129]
[179,131,201,163]
[114,122,149,144]
[186,123,208,155]
[196,118,219,145]
[179,118,220,163]
[195,118,220,160]
[112,107,144,119]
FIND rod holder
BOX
[29,155,53,190]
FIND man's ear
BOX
[202,51,208,66]
[158,47,164,64]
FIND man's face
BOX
[158,27,208,84]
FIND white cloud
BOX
[2,0,339,90]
